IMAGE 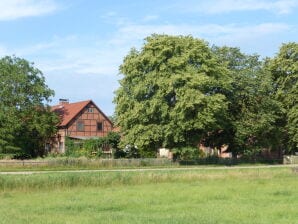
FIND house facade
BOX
[49,99,113,153]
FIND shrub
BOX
[64,132,121,158]
[123,145,141,158]
[173,146,204,160]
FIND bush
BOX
[64,132,121,158]
[12,152,32,160]
[123,145,141,158]
[64,138,102,158]
[0,153,14,160]
[173,146,204,160]
[114,148,127,158]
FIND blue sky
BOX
[0,0,297,115]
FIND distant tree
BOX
[268,42,298,153]
[114,35,230,155]
[0,56,58,157]
[108,114,117,125]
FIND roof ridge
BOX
[52,99,91,107]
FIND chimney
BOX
[59,98,69,105]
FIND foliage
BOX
[268,42,298,152]
[242,147,263,160]
[83,138,104,157]
[210,46,283,156]
[172,146,204,160]
[64,132,121,158]
[108,114,117,124]
[115,34,230,153]
[106,131,121,149]
[0,56,58,157]
[65,137,101,157]
[122,145,141,158]
[115,35,298,157]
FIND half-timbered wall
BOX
[66,103,113,137]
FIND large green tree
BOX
[114,35,230,155]
[268,42,298,152]
[0,56,58,157]
[210,46,283,157]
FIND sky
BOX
[0,0,297,116]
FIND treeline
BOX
[114,34,297,157]
[0,35,297,159]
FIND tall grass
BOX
[0,157,175,171]
[0,167,295,192]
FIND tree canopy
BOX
[210,46,283,156]
[115,34,297,156]
[0,56,58,158]
[115,35,231,155]
[268,42,298,152]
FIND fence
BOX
[0,158,175,169]
[178,157,283,166]
[0,157,288,170]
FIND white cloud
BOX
[20,36,121,75]
[0,0,58,21]
[23,22,286,81]
[143,15,159,22]
[178,0,298,14]
[109,22,290,49]
[101,11,131,26]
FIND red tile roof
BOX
[51,100,91,127]
[52,99,113,128]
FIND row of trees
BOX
[0,56,58,158]
[114,34,297,157]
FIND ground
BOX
[0,167,297,224]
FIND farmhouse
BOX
[49,99,113,153]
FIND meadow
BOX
[0,167,297,224]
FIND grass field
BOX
[0,167,297,223]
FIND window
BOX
[97,122,103,131]
[87,108,93,113]
[77,121,85,131]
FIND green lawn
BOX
[0,168,297,223]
